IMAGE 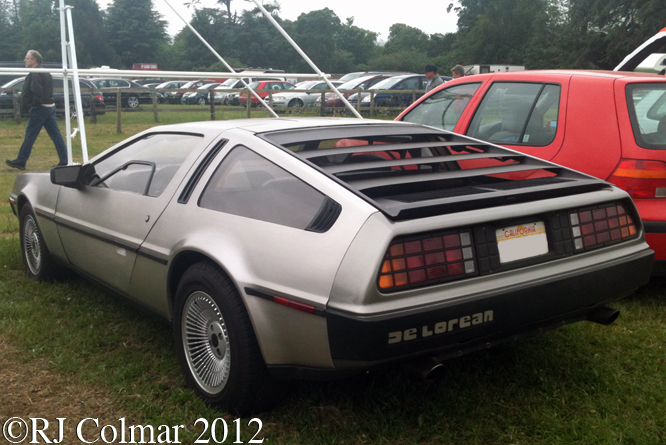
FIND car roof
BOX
[445,69,666,82]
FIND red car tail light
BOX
[607,159,666,198]
[95,94,105,104]
[379,230,476,291]
[569,203,637,251]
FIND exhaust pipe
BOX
[402,356,445,382]
[587,306,620,326]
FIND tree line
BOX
[0,0,664,75]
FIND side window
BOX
[467,82,560,146]
[626,84,666,148]
[401,78,419,90]
[402,82,482,131]
[92,133,203,197]
[199,146,328,230]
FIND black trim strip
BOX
[244,287,326,316]
[55,217,169,265]
[137,249,169,265]
[178,139,228,204]
[35,209,55,221]
[54,218,139,253]
[644,221,666,233]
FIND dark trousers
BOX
[15,106,67,165]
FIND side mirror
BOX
[51,164,83,188]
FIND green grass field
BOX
[0,111,664,444]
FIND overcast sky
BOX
[97,0,459,42]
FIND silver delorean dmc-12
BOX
[9,118,654,414]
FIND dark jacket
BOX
[20,72,55,112]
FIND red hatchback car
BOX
[238,80,294,106]
[397,70,666,273]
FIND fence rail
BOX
[0,86,427,132]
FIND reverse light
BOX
[569,203,637,251]
[379,230,476,292]
[607,159,666,198]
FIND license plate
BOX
[496,221,548,263]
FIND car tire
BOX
[288,99,304,114]
[126,94,139,109]
[173,261,289,415]
[197,97,207,105]
[69,104,78,120]
[19,205,60,281]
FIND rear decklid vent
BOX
[259,123,610,221]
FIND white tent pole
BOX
[64,5,88,163]
[161,0,280,118]
[57,0,72,164]
[249,0,363,119]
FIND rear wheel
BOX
[20,205,59,281]
[126,94,139,108]
[173,261,288,415]
[289,99,304,114]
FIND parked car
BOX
[349,74,428,108]
[398,69,666,274]
[317,74,402,109]
[88,78,153,108]
[238,80,295,106]
[214,77,286,105]
[181,83,221,105]
[268,80,342,111]
[155,80,190,104]
[10,118,653,414]
[0,75,106,118]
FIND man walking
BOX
[424,64,444,93]
[6,50,67,170]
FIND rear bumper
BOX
[325,248,653,369]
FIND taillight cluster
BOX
[378,230,475,291]
[569,203,637,251]
[607,159,666,199]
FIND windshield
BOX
[294,81,317,89]
[338,72,366,83]
[626,83,666,149]
[369,77,403,90]
[402,83,482,131]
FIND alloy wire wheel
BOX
[127,95,139,108]
[22,213,42,276]
[197,96,207,105]
[289,99,304,114]
[19,205,58,281]
[181,290,232,394]
[173,261,289,415]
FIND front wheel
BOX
[173,261,288,415]
[288,99,304,114]
[20,205,60,281]
[126,94,139,108]
[197,96,207,105]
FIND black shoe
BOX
[53,161,67,167]
[6,159,25,170]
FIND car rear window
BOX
[466,82,560,147]
[626,83,666,149]
[402,83,482,131]
[199,145,328,230]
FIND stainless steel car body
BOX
[9,118,654,412]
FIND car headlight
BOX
[361,95,371,103]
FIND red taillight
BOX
[378,230,475,291]
[607,159,666,198]
[95,94,104,104]
[569,203,637,251]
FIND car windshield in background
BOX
[369,77,402,90]
[626,83,666,149]
[402,83,482,131]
